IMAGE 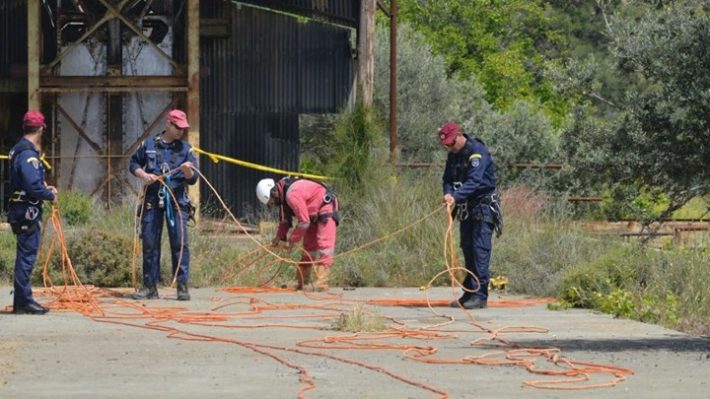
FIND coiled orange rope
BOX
[25,169,634,396]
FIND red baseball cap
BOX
[438,122,460,146]
[23,111,46,129]
[167,109,190,129]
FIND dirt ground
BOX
[0,286,708,399]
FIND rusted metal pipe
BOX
[389,0,398,163]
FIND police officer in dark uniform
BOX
[439,122,502,309]
[7,111,58,314]
[129,109,198,301]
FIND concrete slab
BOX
[0,286,708,398]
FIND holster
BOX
[8,213,39,235]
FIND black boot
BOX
[13,302,49,315]
[461,297,487,309]
[131,285,159,300]
[177,282,190,301]
[449,294,472,308]
[31,300,50,313]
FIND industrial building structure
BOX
[1,0,361,217]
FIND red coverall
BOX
[275,179,337,268]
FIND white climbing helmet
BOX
[256,178,276,205]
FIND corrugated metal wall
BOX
[200,1,354,217]
[221,0,358,27]
[1,0,28,210]
[0,0,26,78]
[0,1,356,215]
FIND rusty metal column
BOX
[27,0,41,109]
[186,0,201,221]
[389,0,398,163]
[107,19,123,207]
[358,0,375,107]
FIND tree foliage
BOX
[373,22,558,186]
[562,1,710,217]
[373,23,490,162]
[398,0,568,122]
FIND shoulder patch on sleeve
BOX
[26,157,40,169]
[469,153,482,168]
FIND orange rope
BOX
[25,171,635,396]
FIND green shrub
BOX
[555,243,708,334]
[300,102,386,194]
[0,230,15,282]
[63,228,133,287]
[558,246,637,307]
[55,191,94,226]
[594,288,636,318]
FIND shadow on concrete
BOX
[514,337,710,353]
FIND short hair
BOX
[23,126,42,135]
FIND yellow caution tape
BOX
[0,154,52,170]
[3,146,321,178]
[40,154,52,170]
[193,147,330,181]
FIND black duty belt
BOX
[9,190,40,205]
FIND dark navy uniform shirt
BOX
[9,137,55,203]
[442,134,496,204]
[128,134,198,204]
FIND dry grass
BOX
[331,304,387,332]
[500,185,548,224]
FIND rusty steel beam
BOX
[28,0,41,108]
[359,0,375,107]
[398,162,569,170]
[107,18,122,207]
[513,163,565,169]
[95,0,179,69]
[46,0,132,70]
[91,172,139,200]
[389,0,398,163]
[122,98,179,162]
[396,162,441,168]
[56,103,105,157]
[376,0,390,17]
[41,87,188,93]
[41,75,188,92]
[187,0,201,221]
[89,99,178,197]
[233,0,358,28]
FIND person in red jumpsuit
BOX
[256,177,339,291]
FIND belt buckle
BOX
[11,192,25,202]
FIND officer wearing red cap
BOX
[129,109,198,301]
[439,121,501,309]
[7,111,58,314]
